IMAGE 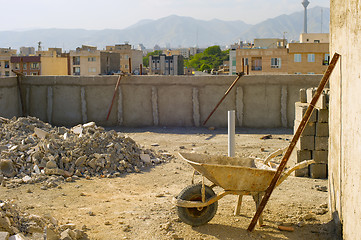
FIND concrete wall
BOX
[0,75,322,128]
[329,0,361,239]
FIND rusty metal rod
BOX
[247,52,340,232]
[203,72,245,125]
[106,74,122,121]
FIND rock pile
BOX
[0,199,88,239]
[0,116,171,188]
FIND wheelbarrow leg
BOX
[234,195,243,215]
[252,193,264,226]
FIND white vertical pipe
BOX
[228,110,235,157]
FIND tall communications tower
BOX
[302,0,310,33]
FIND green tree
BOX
[143,50,163,67]
[184,45,229,72]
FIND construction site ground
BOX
[1,127,336,240]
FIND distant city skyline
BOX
[0,0,329,31]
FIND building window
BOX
[308,72,315,74]
[125,55,129,59]
[14,63,20,70]
[271,58,281,68]
[88,67,96,73]
[88,57,96,62]
[5,61,9,68]
[295,72,302,75]
[251,57,262,71]
[73,67,80,75]
[323,54,330,65]
[294,54,301,62]
[308,54,315,62]
[31,72,38,76]
[125,65,128,69]
[232,60,236,66]
[23,63,27,70]
[30,63,39,69]
[73,56,80,65]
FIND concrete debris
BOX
[0,199,87,240]
[0,117,172,188]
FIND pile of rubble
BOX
[0,199,87,239]
[0,116,171,188]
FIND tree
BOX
[143,50,163,67]
[184,46,229,72]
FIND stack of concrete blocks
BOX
[292,87,329,178]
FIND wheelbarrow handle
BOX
[276,160,315,186]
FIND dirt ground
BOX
[1,127,337,240]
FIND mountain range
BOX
[0,6,329,51]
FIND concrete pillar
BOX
[192,88,200,127]
[228,110,236,157]
[81,87,87,123]
[152,86,159,126]
[236,87,244,127]
[47,86,53,124]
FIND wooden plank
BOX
[247,52,340,232]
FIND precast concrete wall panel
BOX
[52,85,82,126]
[0,78,19,118]
[243,84,281,128]
[28,86,47,122]
[199,85,236,127]
[86,85,115,126]
[157,85,193,126]
[122,85,153,127]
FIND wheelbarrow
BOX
[174,151,315,227]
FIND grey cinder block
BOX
[306,88,317,103]
[315,136,328,150]
[296,136,315,150]
[314,150,328,164]
[295,102,317,122]
[300,88,307,103]
[294,120,316,136]
[316,122,329,137]
[310,163,328,179]
[317,109,329,123]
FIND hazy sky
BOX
[0,0,329,31]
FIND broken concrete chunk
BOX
[140,154,151,164]
[46,160,57,169]
[0,160,16,178]
[83,122,96,128]
[34,127,49,139]
[71,126,83,135]
[0,232,10,240]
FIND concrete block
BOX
[306,88,316,103]
[0,232,9,240]
[296,136,315,150]
[314,150,328,164]
[309,163,328,179]
[317,109,329,123]
[289,149,312,168]
[295,102,317,122]
[294,120,315,136]
[300,88,307,103]
[316,122,329,137]
[315,136,329,151]
[295,168,309,177]
[315,93,328,109]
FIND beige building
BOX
[254,38,287,49]
[287,43,329,74]
[106,43,143,74]
[37,48,69,75]
[236,48,289,75]
[300,33,329,43]
[69,45,101,76]
[0,48,17,77]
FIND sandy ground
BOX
[1,127,337,240]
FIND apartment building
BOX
[37,48,68,75]
[69,45,101,76]
[10,56,41,76]
[234,35,329,75]
[0,48,16,77]
[20,47,35,56]
[149,54,184,75]
[287,42,329,74]
[106,43,143,74]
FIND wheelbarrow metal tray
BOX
[179,152,276,192]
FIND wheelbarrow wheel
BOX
[177,183,218,226]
